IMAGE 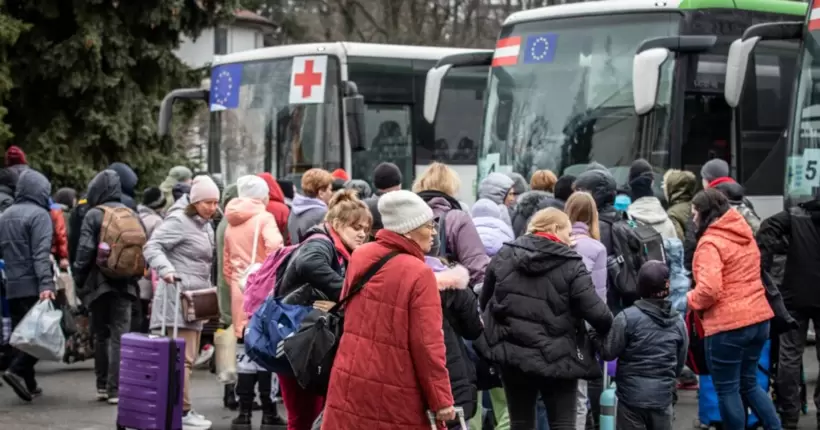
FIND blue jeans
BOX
[706,321,780,430]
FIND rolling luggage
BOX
[599,360,617,430]
[427,406,468,429]
[696,340,771,429]
[116,279,185,430]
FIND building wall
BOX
[175,25,265,69]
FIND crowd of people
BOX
[0,144,816,430]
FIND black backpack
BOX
[428,212,451,261]
[603,213,666,306]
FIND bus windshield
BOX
[208,57,342,185]
[479,12,680,186]
[786,32,820,206]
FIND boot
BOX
[231,406,252,430]
[224,383,238,410]
[260,401,287,430]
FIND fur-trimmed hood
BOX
[425,256,470,290]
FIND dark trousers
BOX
[7,296,39,389]
[91,292,131,397]
[776,308,820,425]
[501,367,577,430]
[616,403,673,430]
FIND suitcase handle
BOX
[160,277,184,339]
[426,406,466,429]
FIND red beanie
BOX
[5,146,26,167]
[331,168,349,182]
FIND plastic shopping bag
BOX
[215,327,237,384]
[10,300,65,361]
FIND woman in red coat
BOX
[257,172,290,244]
[323,190,456,430]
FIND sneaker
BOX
[107,397,119,405]
[182,410,212,429]
[230,410,252,430]
[2,371,32,401]
[29,386,42,398]
[96,388,108,401]
[193,344,214,369]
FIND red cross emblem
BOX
[294,59,323,98]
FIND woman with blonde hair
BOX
[414,162,489,287]
[479,207,612,430]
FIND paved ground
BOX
[0,349,817,429]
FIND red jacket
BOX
[322,230,453,430]
[257,173,290,244]
[50,207,68,260]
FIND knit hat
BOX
[237,175,269,199]
[0,167,19,192]
[332,178,346,191]
[378,190,434,234]
[506,172,529,196]
[331,168,350,182]
[345,179,372,199]
[553,175,576,202]
[638,260,670,299]
[277,179,295,200]
[189,175,220,204]
[373,162,403,190]
[5,146,26,167]
[54,187,77,208]
[142,186,166,209]
[628,159,654,182]
[700,158,730,183]
[172,182,191,202]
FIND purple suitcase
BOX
[117,280,185,430]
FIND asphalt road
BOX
[0,349,817,430]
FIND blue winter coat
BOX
[664,238,690,315]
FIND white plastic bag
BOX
[10,300,65,361]
[215,326,237,384]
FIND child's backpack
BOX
[602,213,666,305]
[242,235,330,317]
[97,206,147,279]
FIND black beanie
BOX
[277,179,295,200]
[172,182,191,202]
[554,175,576,202]
[373,162,403,190]
[142,186,166,209]
[628,159,654,182]
[638,260,669,299]
[628,159,655,200]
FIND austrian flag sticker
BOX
[493,36,521,67]
[811,0,820,31]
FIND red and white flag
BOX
[810,0,820,32]
[492,36,521,67]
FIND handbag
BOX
[180,286,220,323]
[283,251,398,394]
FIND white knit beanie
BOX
[378,190,434,234]
[237,175,269,200]
[189,175,220,204]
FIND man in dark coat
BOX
[0,169,55,401]
[364,162,402,236]
[0,167,19,212]
[72,170,136,404]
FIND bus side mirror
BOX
[157,88,209,137]
[424,64,452,124]
[724,37,760,108]
[632,48,670,116]
[343,81,367,152]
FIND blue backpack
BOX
[244,296,312,374]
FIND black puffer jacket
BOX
[436,264,483,422]
[478,234,612,380]
[72,170,138,305]
[591,299,686,409]
[278,224,346,303]
[510,191,564,238]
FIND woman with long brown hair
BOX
[565,192,607,302]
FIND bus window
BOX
[417,66,485,166]
[353,104,413,190]
[739,40,797,197]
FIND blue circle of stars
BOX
[213,70,233,105]
[530,36,551,61]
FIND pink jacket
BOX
[224,197,284,337]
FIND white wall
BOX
[174,25,266,69]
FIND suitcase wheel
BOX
[693,419,716,430]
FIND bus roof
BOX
[503,0,805,26]
[212,42,488,66]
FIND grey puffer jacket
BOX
[0,169,54,299]
[144,194,215,331]
[592,299,687,410]
[72,170,139,305]
[137,204,164,238]
[478,173,514,226]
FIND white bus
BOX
[424,0,804,218]
[159,42,489,204]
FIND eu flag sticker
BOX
[210,63,243,112]
[523,33,558,64]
